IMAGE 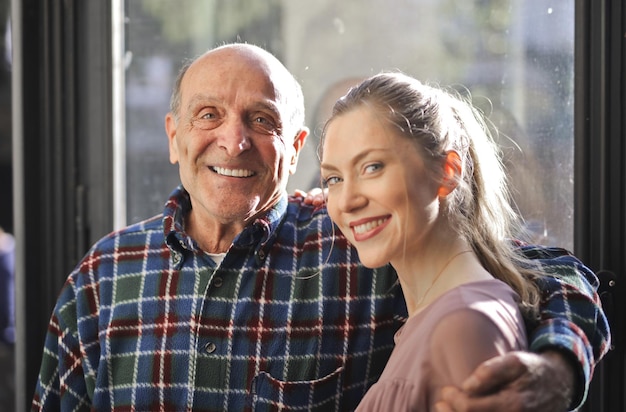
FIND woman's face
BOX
[321,106,443,268]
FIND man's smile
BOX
[211,166,255,177]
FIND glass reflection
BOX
[123,0,574,249]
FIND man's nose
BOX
[217,118,251,156]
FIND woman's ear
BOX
[438,151,462,197]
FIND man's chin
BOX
[193,188,282,222]
[213,198,267,222]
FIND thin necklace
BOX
[415,250,473,308]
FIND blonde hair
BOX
[321,72,542,316]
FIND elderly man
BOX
[32,43,609,411]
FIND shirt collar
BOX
[231,194,287,249]
[162,186,288,256]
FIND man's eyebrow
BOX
[186,94,221,109]
[185,94,281,117]
[249,100,282,117]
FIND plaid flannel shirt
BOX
[32,186,609,411]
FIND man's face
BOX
[166,47,307,228]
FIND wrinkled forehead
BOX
[183,47,292,107]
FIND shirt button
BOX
[172,254,181,265]
[257,249,266,260]
[203,342,217,354]
[213,276,223,288]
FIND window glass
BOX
[123,0,574,250]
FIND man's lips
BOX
[211,166,255,177]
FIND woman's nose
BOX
[337,181,367,212]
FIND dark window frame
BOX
[12,0,114,407]
[574,0,625,410]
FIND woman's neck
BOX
[393,239,491,317]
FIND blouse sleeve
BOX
[427,308,521,405]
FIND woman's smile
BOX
[350,216,391,241]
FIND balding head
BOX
[170,43,306,141]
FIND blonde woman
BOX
[321,72,547,411]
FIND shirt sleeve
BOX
[522,245,611,410]
[31,279,93,411]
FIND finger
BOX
[293,189,307,198]
[310,196,325,207]
[441,386,523,412]
[462,353,526,394]
[439,386,467,411]
[307,187,323,196]
[433,401,455,412]
[305,189,325,206]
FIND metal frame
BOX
[574,0,624,410]
[12,0,114,408]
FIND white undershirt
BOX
[206,252,226,266]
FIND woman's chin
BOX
[356,253,390,269]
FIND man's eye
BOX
[191,110,220,130]
[250,114,278,133]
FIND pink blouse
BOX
[356,279,528,411]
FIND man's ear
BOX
[438,150,462,197]
[165,112,179,165]
[289,127,310,174]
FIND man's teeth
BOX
[213,167,254,177]
[354,219,386,234]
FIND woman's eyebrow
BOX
[320,148,390,171]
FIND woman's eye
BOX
[324,176,341,187]
[364,163,382,174]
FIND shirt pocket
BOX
[249,366,344,411]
